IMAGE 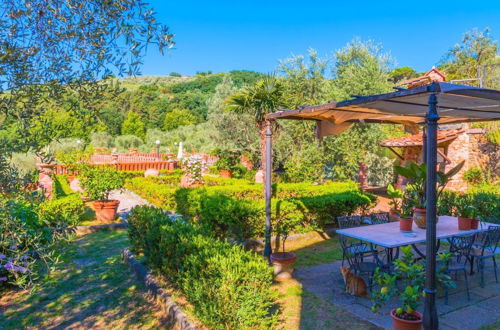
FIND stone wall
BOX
[443,131,470,192]
[468,132,500,180]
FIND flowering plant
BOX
[183,155,206,186]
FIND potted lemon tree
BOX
[79,165,124,222]
[270,200,303,281]
[371,246,454,330]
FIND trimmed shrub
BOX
[126,177,375,240]
[438,189,500,224]
[37,194,85,227]
[127,206,278,329]
[52,175,74,198]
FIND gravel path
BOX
[109,189,153,220]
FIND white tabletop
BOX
[336,216,497,248]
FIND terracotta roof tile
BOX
[380,128,465,147]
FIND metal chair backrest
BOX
[337,215,362,229]
[448,234,475,257]
[371,212,390,225]
[478,225,500,256]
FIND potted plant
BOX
[387,184,404,221]
[78,165,124,222]
[395,161,464,229]
[399,192,414,232]
[371,246,454,330]
[455,194,477,230]
[212,149,240,178]
[270,200,303,281]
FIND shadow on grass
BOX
[274,231,382,329]
[0,231,166,330]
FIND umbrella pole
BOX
[423,84,440,330]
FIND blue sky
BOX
[139,1,500,76]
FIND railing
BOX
[90,153,174,164]
[46,160,178,175]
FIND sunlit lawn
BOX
[0,231,165,330]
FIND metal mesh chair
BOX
[472,225,500,287]
[337,216,374,266]
[444,234,475,303]
[370,212,390,225]
[342,241,379,289]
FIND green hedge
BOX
[37,194,85,227]
[438,189,500,224]
[126,178,375,240]
[127,206,278,329]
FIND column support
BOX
[263,120,273,261]
[423,85,440,330]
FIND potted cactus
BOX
[78,165,124,222]
[371,246,455,330]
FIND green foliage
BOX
[212,149,241,171]
[121,112,146,140]
[37,194,85,227]
[283,143,325,183]
[78,166,124,201]
[395,161,464,208]
[127,206,278,329]
[463,166,484,185]
[114,135,144,152]
[274,200,305,252]
[0,194,71,289]
[438,188,500,223]
[387,184,403,212]
[487,129,500,145]
[389,66,418,83]
[454,194,477,218]
[163,109,197,131]
[52,175,74,198]
[1,0,174,154]
[372,246,454,316]
[90,132,115,149]
[126,177,375,240]
[439,28,498,82]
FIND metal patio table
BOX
[336,216,497,265]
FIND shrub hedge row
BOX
[125,178,375,240]
[438,189,500,224]
[127,206,278,329]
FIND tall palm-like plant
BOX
[225,76,286,173]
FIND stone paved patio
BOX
[295,258,500,329]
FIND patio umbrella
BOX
[265,82,500,329]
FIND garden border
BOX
[121,248,198,330]
[73,222,129,236]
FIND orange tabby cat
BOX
[340,266,368,297]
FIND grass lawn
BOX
[0,231,166,329]
[275,279,380,330]
[286,232,343,268]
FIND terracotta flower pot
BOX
[92,200,120,222]
[270,252,297,281]
[390,309,423,330]
[389,209,399,222]
[413,208,427,229]
[219,169,232,178]
[471,217,479,230]
[458,217,472,231]
[399,216,413,232]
